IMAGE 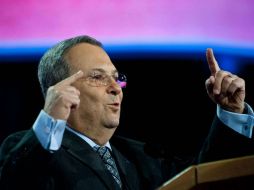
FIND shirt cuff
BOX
[32,110,66,151]
[217,103,254,138]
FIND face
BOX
[65,43,123,135]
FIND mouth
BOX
[108,103,120,111]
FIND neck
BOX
[68,123,116,146]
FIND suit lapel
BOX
[61,130,119,190]
[111,145,140,190]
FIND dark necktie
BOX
[93,146,122,188]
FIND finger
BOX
[206,48,220,76]
[59,70,84,86]
[213,70,232,94]
[60,93,80,109]
[220,75,235,96]
[227,77,245,96]
[205,76,215,95]
[62,86,80,96]
[68,95,81,110]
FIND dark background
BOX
[1,49,254,158]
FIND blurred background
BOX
[1,0,254,157]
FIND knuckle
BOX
[224,76,232,83]
[47,86,54,92]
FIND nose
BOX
[106,79,122,95]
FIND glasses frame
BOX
[85,72,127,88]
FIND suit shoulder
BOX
[0,129,37,157]
[111,135,145,151]
[0,130,29,164]
[1,130,29,149]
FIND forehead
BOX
[65,43,117,72]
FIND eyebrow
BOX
[89,68,119,75]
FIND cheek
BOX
[119,92,124,104]
[81,93,100,106]
[79,95,104,118]
[79,90,104,109]
[120,92,123,101]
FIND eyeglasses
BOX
[85,72,127,88]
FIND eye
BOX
[91,73,104,80]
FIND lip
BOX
[108,103,120,106]
[107,103,120,110]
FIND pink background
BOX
[0,0,254,48]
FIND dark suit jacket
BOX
[198,115,254,163]
[0,129,169,190]
[1,115,254,190]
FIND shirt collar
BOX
[66,125,112,150]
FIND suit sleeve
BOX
[0,130,54,189]
[198,115,254,163]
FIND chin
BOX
[105,119,120,129]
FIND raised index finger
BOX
[206,48,220,76]
[60,70,84,85]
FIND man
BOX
[0,35,253,190]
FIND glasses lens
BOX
[117,74,127,88]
